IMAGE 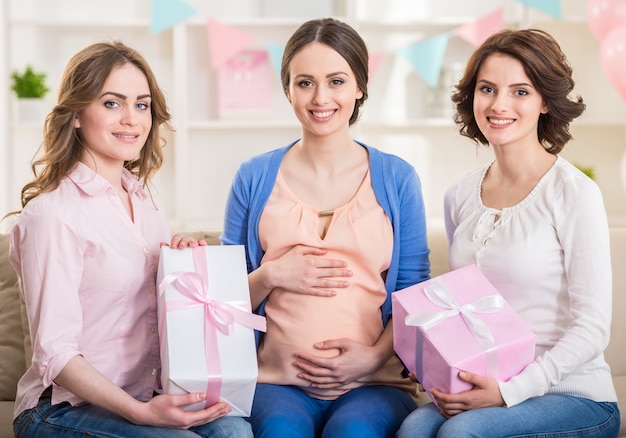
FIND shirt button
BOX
[148,285,155,293]
[150,368,157,375]
[143,247,149,254]
[151,327,157,334]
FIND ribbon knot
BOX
[165,271,239,336]
[405,282,504,344]
[404,278,505,379]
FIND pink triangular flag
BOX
[455,8,504,47]
[207,19,256,69]
[368,52,385,80]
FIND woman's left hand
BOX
[430,371,505,418]
[161,234,208,249]
[292,338,384,388]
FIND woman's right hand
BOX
[133,393,231,429]
[249,244,352,308]
[54,356,231,429]
[264,244,352,297]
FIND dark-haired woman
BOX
[397,28,620,438]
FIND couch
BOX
[0,228,624,437]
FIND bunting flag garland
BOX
[397,33,449,88]
[207,19,256,69]
[267,43,285,82]
[150,0,197,34]
[455,8,504,47]
[515,0,562,19]
[368,52,386,81]
[148,0,574,94]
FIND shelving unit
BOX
[2,0,625,234]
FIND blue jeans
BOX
[396,396,621,438]
[14,392,253,438]
[249,383,417,438]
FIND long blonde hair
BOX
[6,41,172,217]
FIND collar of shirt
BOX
[67,162,147,200]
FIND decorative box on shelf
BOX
[216,49,273,120]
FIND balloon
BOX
[587,0,626,42]
[600,25,626,102]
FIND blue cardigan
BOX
[221,140,430,327]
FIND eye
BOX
[479,85,494,94]
[514,89,529,97]
[330,78,344,86]
[104,100,119,109]
[297,79,313,88]
[136,102,150,110]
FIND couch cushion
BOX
[0,233,26,401]
[191,231,221,246]
[427,223,449,278]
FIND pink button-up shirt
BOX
[9,162,170,419]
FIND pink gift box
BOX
[392,264,535,404]
[157,245,266,416]
[217,49,272,119]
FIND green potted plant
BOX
[574,163,596,181]
[10,65,50,123]
[10,65,49,99]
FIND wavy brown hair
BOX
[452,28,585,154]
[7,41,172,216]
[280,17,369,126]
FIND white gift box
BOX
[157,245,265,416]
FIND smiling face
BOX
[74,63,152,171]
[286,42,363,139]
[473,53,548,149]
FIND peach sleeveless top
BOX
[257,170,415,400]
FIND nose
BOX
[121,107,138,125]
[312,84,329,105]
[490,92,509,113]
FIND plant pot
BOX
[14,98,47,125]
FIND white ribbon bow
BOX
[405,281,504,346]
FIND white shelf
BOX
[9,18,151,27]
[187,120,300,130]
[186,16,348,28]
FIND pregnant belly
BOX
[257,287,383,382]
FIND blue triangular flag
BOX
[150,0,197,34]
[397,33,449,88]
[267,43,284,82]
[515,0,562,19]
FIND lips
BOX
[113,133,139,139]
[488,117,514,126]
[311,110,335,118]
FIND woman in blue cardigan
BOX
[222,17,430,438]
